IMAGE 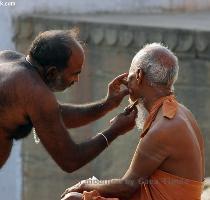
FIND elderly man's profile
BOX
[62,43,204,200]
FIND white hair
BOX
[130,43,179,89]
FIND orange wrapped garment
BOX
[131,169,204,200]
[83,170,203,200]
[140,94,178,138]
[82,95,203,200]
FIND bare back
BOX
[0,51,38,167]
[155,103,205,181]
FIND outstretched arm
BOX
[26,84,136,173]
[59,73,129,128]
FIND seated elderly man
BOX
[61,43,205,200]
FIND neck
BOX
[25,55,45,79]
[142,85,173,112]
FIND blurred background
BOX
[0,0,210,199]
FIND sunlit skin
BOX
[62,62,205,200]
[127,69,141,101]
[0,39,137,171]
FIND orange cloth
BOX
[131,169,203,200]
[141,94,178,138]
[83,170,203,200]
[83,95,203,200]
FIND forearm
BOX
[82,179,137,200]
[70,129,119,172]
[59,98,113,128]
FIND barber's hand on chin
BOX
[109,107,137,135]
[106,73,129,109]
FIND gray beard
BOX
[129,98,148,130]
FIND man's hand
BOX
[106,73,129,109]
[61,181,85,198]
[61,192,83,200]
[109,106,137,135]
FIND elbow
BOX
[57,156,81,173]
[60,166,75,173]
[57,162,74,173]
[57,145,82,173]
[59,162,81,173]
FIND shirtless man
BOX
[62,43,205,200]
[0,29,137,171]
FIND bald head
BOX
[130,43,179,89]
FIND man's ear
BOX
[46,66,59,81]
[136,68,143,85]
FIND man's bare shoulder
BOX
[21,73,57,112]
[22,77,59,120]
[0,58,49,101]
[2,60,59,113]
[146,103,194,142]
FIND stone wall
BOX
[9,0,210,16]
[14,15,210,200]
